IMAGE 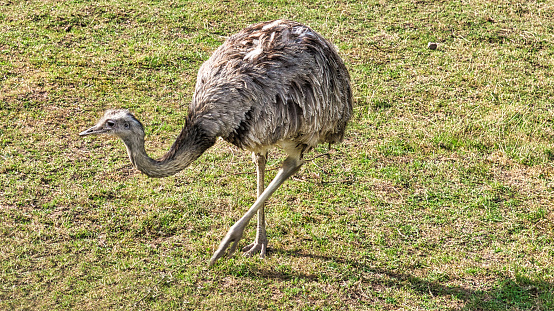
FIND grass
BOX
[1,0,553,309]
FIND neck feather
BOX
[122,120,216,178]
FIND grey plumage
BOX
[80,20,352,265]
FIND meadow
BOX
[1,0,553,309]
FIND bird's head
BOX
[79,109,145,139]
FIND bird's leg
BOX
[242,152,268,257]
[209,155,303,266]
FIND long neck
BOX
[122,120,216,178]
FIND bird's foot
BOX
[209,224,246,266]
[242,239,267,258]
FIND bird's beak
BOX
[79,125,107,136]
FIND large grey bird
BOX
[80,20,352,265]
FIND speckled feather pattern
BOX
[179,19,352,155]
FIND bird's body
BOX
[80,20,352,265]
[191,20,351,152]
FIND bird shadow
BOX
[224,249,552,310]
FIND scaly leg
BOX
[242,152,268,257]
[209,156,303,266]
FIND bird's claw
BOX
[209,226,245,266]
[242,241,267,258]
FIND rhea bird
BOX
[80,20,352,265]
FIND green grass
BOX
[1,0,553,310]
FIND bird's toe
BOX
[243,241,267,258]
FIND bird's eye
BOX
[106,120,115,127]
[124,122,129,128]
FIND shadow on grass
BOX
[225,250,553,311]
